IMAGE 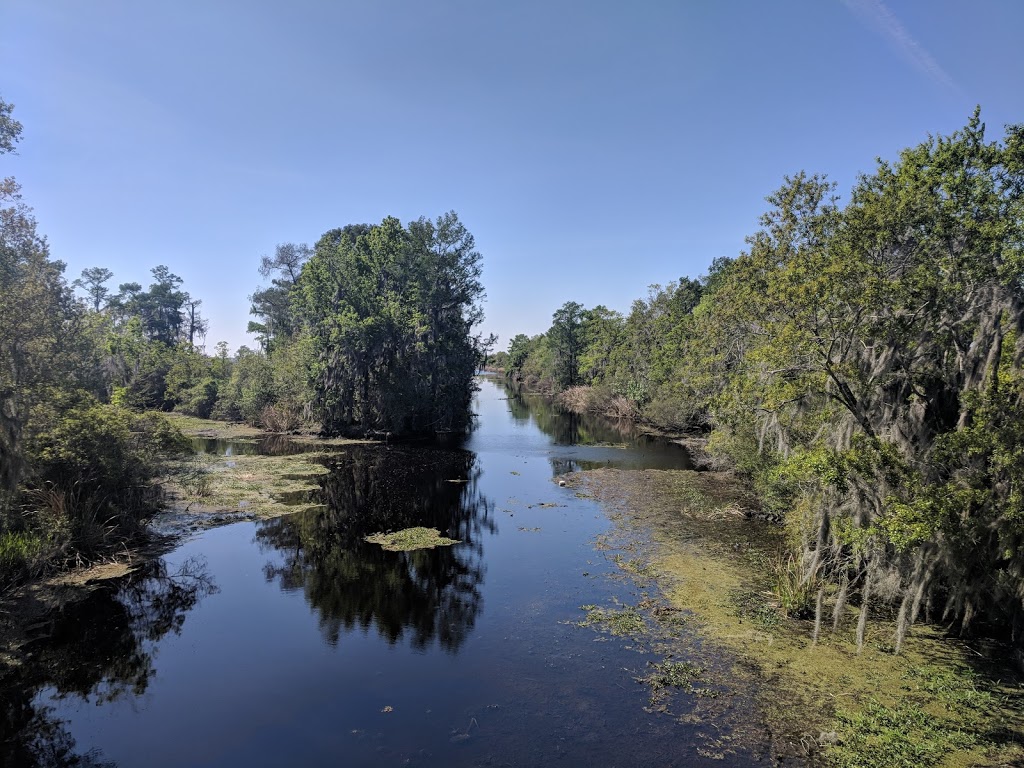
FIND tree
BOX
[295,212,488,435]
[248,242,312,350]
[183,296,207,347]
[73,267,114,311]
[549,301,585,389]
[0,96,22,154]
[579,305,623,384]
[702,112,1024,648]
[0,96,87,494]
[138,265,186,344]
[507,334,532,373]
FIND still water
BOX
[4,378,767,767]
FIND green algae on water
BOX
[364,527,460,552]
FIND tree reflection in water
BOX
[505,384,638,446]
[256,444,494,652]
[0,557,217,768]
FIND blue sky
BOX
[3,1,1023,353]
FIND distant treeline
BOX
[502,110,1024,650]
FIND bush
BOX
[16,394,191,563]
[260,403,303,432]
[175,378,219,419]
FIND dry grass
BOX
[556,385,639,420]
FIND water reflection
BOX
[1,558,217,768]
[255,444,493,652]
[190,434,317,457]
[502,384,694,472]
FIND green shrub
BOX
[18,393,191,562]
[175,378,219,419]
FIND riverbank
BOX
[567,466,1024,767]
[1,414,366,670]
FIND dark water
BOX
[3,378,767,767]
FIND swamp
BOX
[4,376,1021,767]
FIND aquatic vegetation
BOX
[573,465,1024,766]
[169,451,329,517]
[364,527,460,551]
[638,659,703,691]
[577,603,646,636]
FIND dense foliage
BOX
[508,111,1024,648]
[293,213,489,435]
[0,98,194,589]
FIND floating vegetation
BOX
[638,659,703,691]
[577,604,646,636]
[364,527,460,552]
[611,554,658,580]
[170,452,330,518]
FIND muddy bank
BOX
[565,467,1024,767]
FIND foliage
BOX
[295,212,489,435]
[507,110,1024,649]
[0,98,199,587]
[212,346,275,424]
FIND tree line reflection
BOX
[256,443,494,652]
[1,557,216,768]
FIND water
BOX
[3,378,767,767]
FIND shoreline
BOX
[566,466,1024,767]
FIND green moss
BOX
[364,527,460,551]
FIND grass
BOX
[568,466,1024,767]
[364,527,460,551]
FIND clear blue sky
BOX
[3,1,1023,353]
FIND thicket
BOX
[246,214,491,436]
[507,110,1024,649]
[0,98,195,589]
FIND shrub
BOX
[17,394,191,563]
[175,378,219,419]
[260,403,302,433]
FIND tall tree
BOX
[295,213,488,435]
[549,301,585,388]
[74,266,114,311]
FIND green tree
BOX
[248,242,312,351]
[507,333,532,374]
[73,266,114,311]
[549,301,585,389]
[295,212,488,435]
